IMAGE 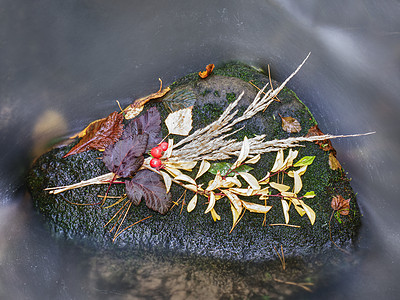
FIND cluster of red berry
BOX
[149,141,168,169]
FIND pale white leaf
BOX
[231,136,250,170]
[238,172,261,190]
[165,106,193,136]
[281,199,290,224]
[187,194,198,212]
[281,191,297,198]
[229,187,257,196]
[230,202,241,229]
[283,149,299,169]
[259,172,270,185]
[269,182,290,192]
[166,159,197,171]
[204,191,216,214]
[195,160,211,179]
[164,165,183,177]
[245,154,261,164]
[242,200,272,214]
[183,184,200,193]
[159,171,172,193]
[223,175,242,188]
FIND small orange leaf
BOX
[199,64,215,79]
[279,114,301,133]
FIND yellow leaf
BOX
[222,190,243,213]
[174,174,197,185]
[195,160,211,179]
[187,194,198,212]
[199,64,215,79]
[223,176,242,188]
[281,200,290,224]
[206,171,223,191]
[294,204,306,216]
[69,117,105,139]
[210,208,221,221]
[293,171,302,194]
[183,184,200,193]
[230,202,241,231]
[159,171,172,193]
[165,106,193,136]
[124,106,144,120]
[242,200,272,214]
[229,187,257,196]
[283,149,299,169]
[259,172,270,185]
[245,154,261,164]
[204,191,216,214]
[269,182,290,192]
[271,149,284,173]
[281,191,297,198]
[238,172,260,190]
[299,200,316,225]
[231,136,250,170]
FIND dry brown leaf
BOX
[279,114,301,133]
[124,79,170,119]
[305,124,336,153]
[331,195,350,215]
[199,64,215,78]
[329,152,342,170]
[64,111,124,157]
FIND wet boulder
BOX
[27,62,361,262]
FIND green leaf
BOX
[208,162,253,177]
[293,156,316,167]
[303,191,316,198]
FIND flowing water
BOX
[1,1,400,299]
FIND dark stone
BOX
[27,62,361,262]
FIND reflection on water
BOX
[1,0,400,299]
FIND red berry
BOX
[150,158,162,168]
[150,146,163,158]
[159,141,169,151]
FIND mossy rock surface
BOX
[27,62,361,262]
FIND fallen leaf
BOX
[208,162,253,177]
[281,199,290,224]
[269,182,291,193]
[271,149,285,173]
[331,195,350,215]
[195,160,211,179]
[241,200,272,214]
[279,114,301,133]
[122,107,162,151]
[64,111,124,157]
[124,79,170,120]
[165,106,193,136]
[329,152,342,170]
[160,170,172,193]
[231,136,250,170]
[305,125,335,153]
[238,172,261,190]
[245,154,261,164]
[210,208,221,221]
[299,200,316,225]
[199,64,215,79]
[187,194,198,212]
[102,134,148,177]
[126,169,172,214]
[204,191,216,214]
[293,156,315,167]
